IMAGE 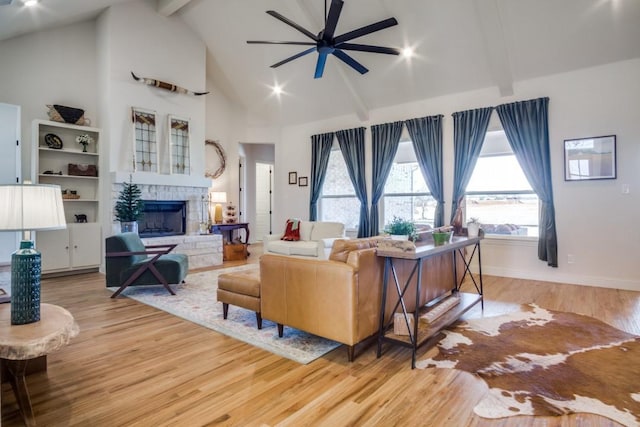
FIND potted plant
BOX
[114,176,144,233]
[467,217,481,238]
[384,216,417,241]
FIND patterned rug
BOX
[417,304,640,426]
[108,265,340,364]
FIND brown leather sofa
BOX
[259,238,456,361]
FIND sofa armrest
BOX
[263,234,283,242]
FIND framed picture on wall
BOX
[564,135,616,181]
[288,171,297,185]
[298,176,308,187]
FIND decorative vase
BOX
[11,240,41,325]
[121,221,138,234]
[467,222,480,238]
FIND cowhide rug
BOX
[416,303,640,426]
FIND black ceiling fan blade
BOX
[266,10,319,41]
[314,51,330,79]
[332,49,369,75]
[337,43,401,55]
[247,41,317,46]
[271,47,316,68]
[323,0,344,41]
[333,17,398,45]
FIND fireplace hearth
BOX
[139,200,186,238]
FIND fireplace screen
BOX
[139,200,186,238]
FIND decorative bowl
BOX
[432,231,452,246]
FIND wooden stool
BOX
[217,270,262,329]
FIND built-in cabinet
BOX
[32,119,102,274]
[37,223,102,271]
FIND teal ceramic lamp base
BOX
[11,240,41,325]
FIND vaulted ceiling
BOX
[2,0,640,126]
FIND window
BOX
[465,130,539,237]
[169,115,190,175]
[319,146,359,231]
[132,107,158,173]
[382,141,435,229]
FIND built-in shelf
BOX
[33,119,103,275]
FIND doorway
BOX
[0,103,21,266]
[254,163,273,240]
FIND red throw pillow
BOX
[281,219,301,241]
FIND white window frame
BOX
[381,141,434,230]
[319,145,359,233]
[465,130,539,238]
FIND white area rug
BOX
[108,265,340,364]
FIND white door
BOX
[254,163,273,241]
[0,103,21,265]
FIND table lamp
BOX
[0,184,66,325]
[209,191,227,224]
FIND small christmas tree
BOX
[114,176,144,223]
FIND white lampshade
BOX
[0,184,67,231]
[209,191,227,204]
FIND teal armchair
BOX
[105,232,188,298]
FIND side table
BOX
[0,303,79,426]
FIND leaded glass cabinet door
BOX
[131,107,158,173]
[168,115,190,175]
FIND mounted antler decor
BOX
[131,72,209,96]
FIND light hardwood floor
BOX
[2,244,639,426]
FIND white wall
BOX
[0,21,98,177]
[97,0,208,187]
[263,59,640,291]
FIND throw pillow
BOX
[281,219,301,241]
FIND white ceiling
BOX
[2,0,640,126]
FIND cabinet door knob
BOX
[65,246,69,250]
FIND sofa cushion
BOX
[310,221,345,241]
[299,221,314,241]
[282,219,301,241]
[266,240,319,257]
[329,237,382,263]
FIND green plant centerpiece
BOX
[384,216,417,241]
[114,176,144,233]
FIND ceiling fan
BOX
[247,0,401,79]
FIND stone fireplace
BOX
[111,183,208,235]
[110,180,223,268]
[139,200,187,238]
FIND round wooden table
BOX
[0,303,79,426]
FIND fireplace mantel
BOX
[111,171,211,188]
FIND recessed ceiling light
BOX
[401,47,415,59]
[272,85,283,96]
[22,0,38,7]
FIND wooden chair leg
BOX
[256,312,262,329]
[277,324,284,337]
[347,345,355,362]
[222,303,229,319]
